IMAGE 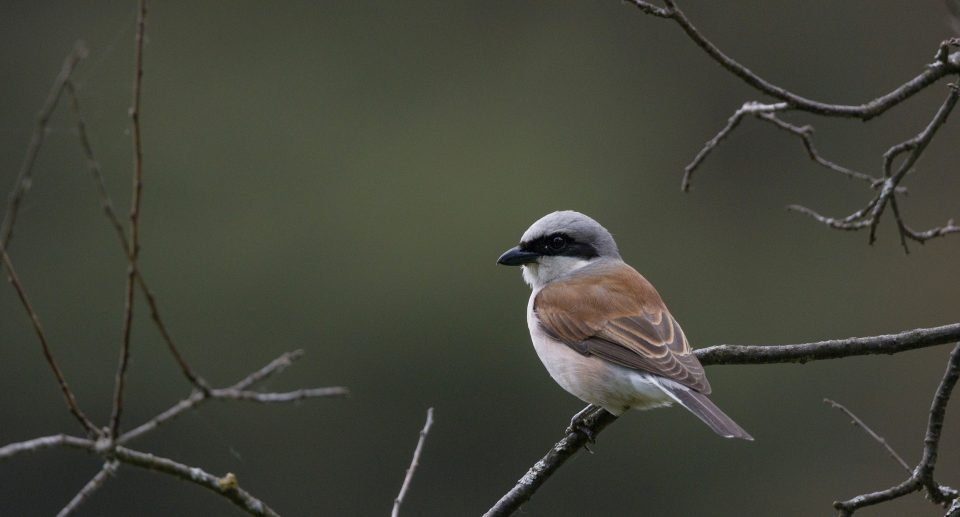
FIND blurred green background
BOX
[2,1,959,515]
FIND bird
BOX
[497,210,752,440]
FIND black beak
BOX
[497,246,540,266]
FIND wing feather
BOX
[534,261,711,394]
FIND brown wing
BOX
[534,261,711,394]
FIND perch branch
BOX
[392,407,435,517]
[486,322,960,516]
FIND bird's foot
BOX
[565,404,600,443]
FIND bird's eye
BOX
[548,236,566,251]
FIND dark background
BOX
[2,1,959,515]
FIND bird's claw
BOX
[566,413,598,443]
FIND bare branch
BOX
[392,407,435,517]
[0,250,100,436]
[834,344,960,515]
[1,43,87,249]
[628,1,960,119]
[110,0,148,439]
[56,461,118,517]
[823,398,911,473]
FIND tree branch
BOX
[392,407,435,517]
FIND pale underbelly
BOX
[526,306,674,415]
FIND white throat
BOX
[522,256,592,290]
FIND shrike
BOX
[497,211,752,440]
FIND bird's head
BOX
[497,210,621,289]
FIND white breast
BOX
[525,291,674,415]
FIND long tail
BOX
[661,385,753,441]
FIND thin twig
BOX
[1,43,87,249]
[823,398,910,473]
[0,250,100,436]
[392,407,435,517]
[56,461,118,517]
[834,343,960,515]
[110,0,148,439]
